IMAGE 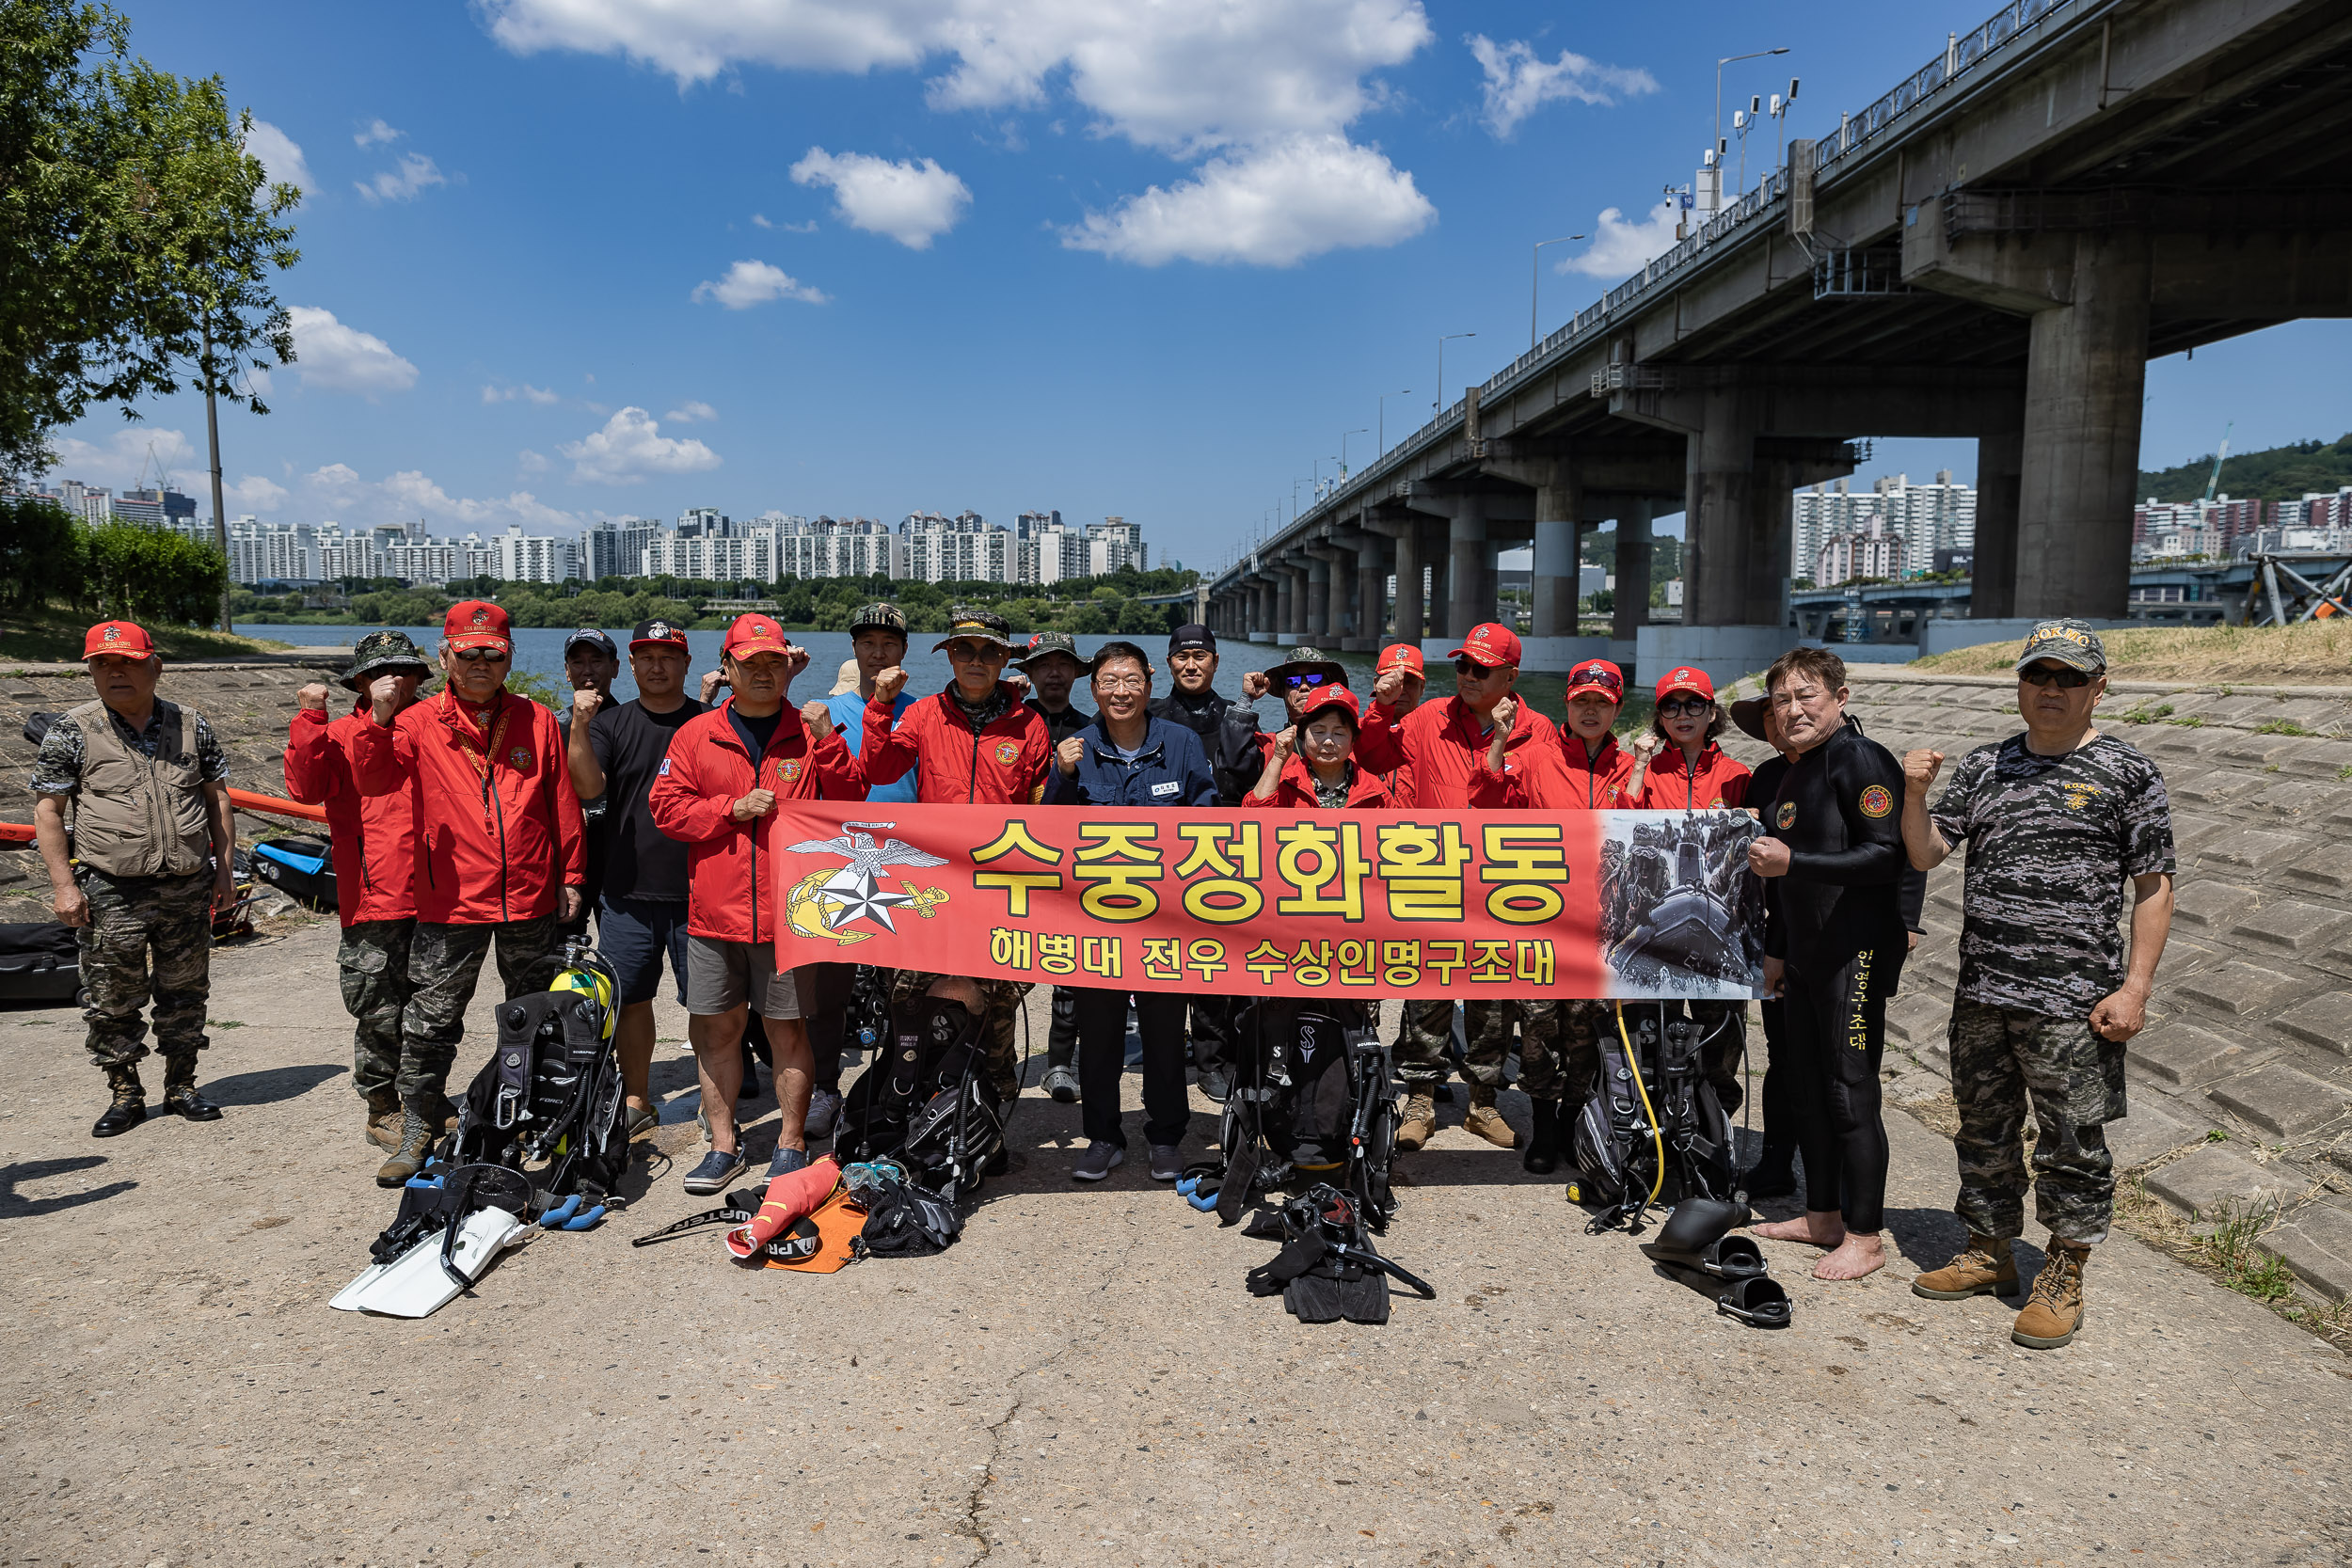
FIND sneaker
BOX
[766,1145,810,1179]
[683,1148,745,1196]
[1198,1067,1232,1103]
[1041,1064,1080,1104]
[804,1087,843,1142]
[1149,1144,1184,1181]
[1072,1141,1125,1182]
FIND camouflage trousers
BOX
[75,868,213,1069]
[338,918,416,1102]
[889,969,1033,1101]
[1947,998,2126,1245]
[399,917,564,1107]
[1396,998,1567,1101]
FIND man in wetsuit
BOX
[1743,645,1908,1281]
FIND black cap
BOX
[564,627,618,657]
[630,618,690,652]
[1168,624,1216,655]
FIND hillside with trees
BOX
[2137,433,2352,503]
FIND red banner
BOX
[771,801,1763,1001]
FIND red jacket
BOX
[352,689,584,926]
[1480,732,1637,811]
[1631,741,1752,810]
[848,685,1051,806]
[646,700,864,944]
[1356,694,1559,810]
[282,702,421,926]
[1243,753,1395,811]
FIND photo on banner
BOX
[770,802,1764,1001]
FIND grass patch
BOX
[2163,715,2208,727]
[1911,621,2352,683]
[2107,1171,2352,1356]
[2254,719,2316,736]
[0,602,293,663]
[2118,703,2175,724]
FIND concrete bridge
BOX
[1201,0,2352,681]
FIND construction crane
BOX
[2201,421,2233,504]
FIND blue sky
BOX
[51,1,2349,569]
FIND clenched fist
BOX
[1491,694,1517,733]
[1270,724,1298,758]
[781,643,811,683]
[1241,671,1271,701]
[1056,734,1086,777]
[296,682,333,712]
[1629,730,1661,759]
[1902,747,1946,795]
[732,788,777,821]
[1747,836,1792,878]
[800,700,834,739]
[1370,669,1405,706]
[873,666,909,704]
[571,686,604,721]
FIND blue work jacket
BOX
[1045,716,1216,807]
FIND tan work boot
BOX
[2012,1242,2090,1349]
[363,1090,404,1151]
[1913,1234,2018,1300]
[1462,1087,1518,1150]
[374,1108,436,1188]
[1394,1092,1437,1153]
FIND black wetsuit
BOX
[1762,720,1910,1232]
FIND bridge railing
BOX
[1817,0,2091,172]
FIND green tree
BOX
[2,2,300,481]
[81,519,227,624]
[0,498,83,610]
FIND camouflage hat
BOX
[342,629,431,692]
[932,606,1016,652]
[1264,644,1348,686]
[2015,618,2106,676]
[1015,630,1089,673]
[849,602,908,639]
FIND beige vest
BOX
[65,698,213,878]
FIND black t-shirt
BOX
[589,696,707,903]
[728,705,782,765]
[1025,696,1094,747]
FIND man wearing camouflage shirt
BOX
[30,621,236,1136]
[1899,619,2176,1350]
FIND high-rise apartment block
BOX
[1792,471,1974,581]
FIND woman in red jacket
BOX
[649,614,862,1195]
[1242,684,1393,810]
[1627,665,1752,809]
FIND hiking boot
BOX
[1463,1087,1518,1150]
[160,1061,223,1122]
[1042,1063,1080,1103]
[363,1090,405,1150]
[92,1063,146,1138]
[1394,1092,1437,1153]
[374,1108,436,1188]
[1913,1234,2017,1300]
[1522,1100,1565,1175]
[2012,1242,2090,1349]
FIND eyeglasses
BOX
[1656,696,1712,717]
[2020,664,2094,689]
[1281,672,1335,689]
[1453,657,1496,678]
[1096,675,1149,693]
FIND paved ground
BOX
[5,915,2348,1567]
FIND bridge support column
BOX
[1685,377,1762,627]
[1257,578,1278,641]
[1274,570,1295,641]
[1970,428,2024,619]
[1304,556,1331,641]
[1531,467,1581,639]
[1448,509,1489,638]
[1389,526,1423,643]
[1613,499,1653,654]
[2017,231,2152,619]
[1352,533,1387,651]
[1749,459,1797,629]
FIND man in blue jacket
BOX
[1046,640,1216,1182]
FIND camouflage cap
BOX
[1015,630,1088,672]
[1264,645,1348,685]
[342,629,431,692]
[932,606,1016,652]
[2015,618,2106,675]
[849,602,908,638]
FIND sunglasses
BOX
[1657,696,1712,717]
[452,648,510,665]
[946,641,1001,661]
[2020,665,2095,689]
[1453,657,1497,678]
[1281,672,1335,689]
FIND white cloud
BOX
[303,462,580,531]
[789,148,971,248]
[482,382,561,405]
[355,152,447,205]
[1557,201,1682,279]
[355,118,404,148]
[518,450,550,474]
[1467,35,1657,139]
[691,260,828,309]
[243,120,312,203]
[43,425,197,486]
[224,474,291,514]
[663,401,718,423]
[481,0,1438,266]
[1064,135,1432,266]
[288,306,420,395]
[558,407,722,484]
[751,213,819,232]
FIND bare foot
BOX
[1753,1210,1846,1248]
[1813,1232,1886,1281]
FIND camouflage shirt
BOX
[1929,732,2174,1018]
[27,699,230,798]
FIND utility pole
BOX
[202,320,233,634]
[1340,428,1367,476]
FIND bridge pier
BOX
[1274,568,1295,642]
[1613,499,1653,653]
[1303,555,1331,641]
[1350,532,1387,651]
[1254,577,1277,641]
[1971,428,2025,619]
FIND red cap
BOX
[83,620,155,658]
[723,613,792,661]
[1375,643,1424,677]
[1446,623,1521,669]
[443,600,513,654]
[1565,658,1626,702]
[1295,684,1361,726]
[1656,665,1715,702]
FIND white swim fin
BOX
[329,1205,528,1319]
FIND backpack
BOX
[837,994,1002,1200]
[446,946,629,1209]
[1570,1007,1737,1232]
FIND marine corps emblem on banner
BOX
[782,820,952,947]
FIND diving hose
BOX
[1612,1002,1667,1211]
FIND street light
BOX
[1340,428,1368,475]
[1716,48,1789,183]
[1377,390,1410,455]
[1531,235,1586,349]
[1436,333,1475,414]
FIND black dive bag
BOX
[1571,1007,1737,1231]
[446,967,629,1210]
[837,995,1002,1202]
